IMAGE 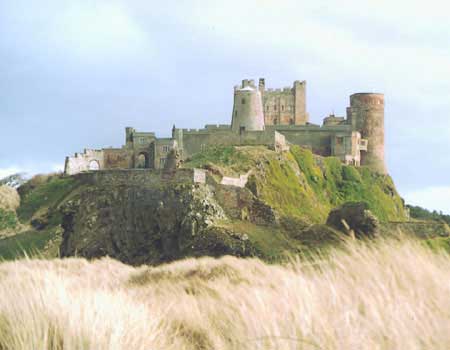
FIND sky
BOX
[0,0,449,213]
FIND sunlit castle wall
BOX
[231,79,265,132]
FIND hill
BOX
[0,146,419,263]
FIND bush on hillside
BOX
[0,209,17,231]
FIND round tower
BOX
[231,80,265,132]
[348,93,386,174]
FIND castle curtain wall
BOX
[266,125,353,157]
[103,149,134,169]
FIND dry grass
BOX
[0,185,20,212]
[0,238,449,349]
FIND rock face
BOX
[62,183,219,264]
[326,202,380,238]
[59,170,264,265]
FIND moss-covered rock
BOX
[326,202,380,238]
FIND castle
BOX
[64,78,386,175]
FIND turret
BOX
[347,93,386,174]
[231,79,265,132]
[258,78,265,97]
[125,127,135,148]
[293,80,308,125]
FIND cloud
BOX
[0,167,24,180]
[56,2,152,62]
[0,163,64,181]
[0,0,154,66]
[51,163,64,173]
[403,186,450,214]
[169,0,450,96]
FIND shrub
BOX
[0,209,17,231]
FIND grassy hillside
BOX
[0,146,408,262]
[407,204,450,224]
[17,174,78,223]
[0,209,18,231]
[185,145,407,223]
[0,237,448,349]
[0,185,20,233]
[0,174,81,260]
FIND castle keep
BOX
[64,78,386,175]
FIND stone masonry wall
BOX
[73,168,195,187]
[64,149,104,175]
[263,88,296,125]
[103,149,133,169]
[260,79,308,126]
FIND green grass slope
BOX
[184,145,407,223]
[0,174,81,260]
[0,209,18,231]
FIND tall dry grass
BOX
[0,237,449,349]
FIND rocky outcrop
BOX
[326,202,380,238]
[59,169,280,265]
[61,178,230,264]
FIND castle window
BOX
[274,105,277,111]
[241,98,246,104]
[200,144,207,152]
[160,158,166,166]
[139,137,146,144]
[162,145,170,153]
[281,105,284,111]
[336,137,344,146]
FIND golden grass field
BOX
[0,237,449,349]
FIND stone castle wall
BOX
[260,79,308,126]
[103,149,133,169]
[347,93,386,173]
[177,128,286,159]
[64,149,105,175]
[74,168,196,187]
[266,124,353,157]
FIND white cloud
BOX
[0,0,154,65]
[51,163,64,173]
[0,167,23,180]
[404,186,450,214]
[0,163,64,180]
[57,2,151,60]
[168,0,450,102]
